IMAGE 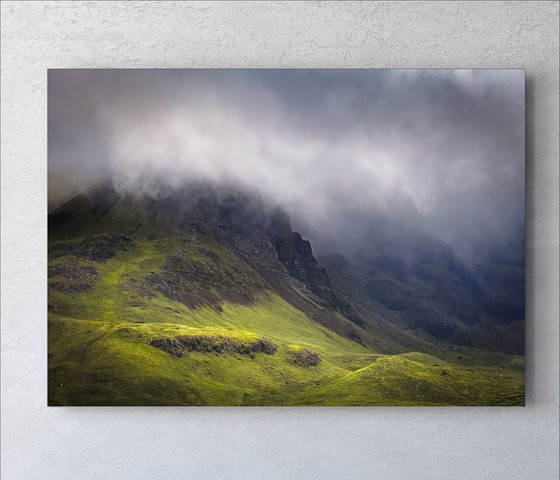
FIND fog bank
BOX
[48,69,525,265]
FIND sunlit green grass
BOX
[48,238,525,406]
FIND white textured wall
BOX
[1,2,558,479]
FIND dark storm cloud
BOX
[48,69,525,264]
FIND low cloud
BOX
[48,69,525,265]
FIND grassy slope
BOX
[48,236,524,406]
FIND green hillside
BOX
[48,187,524,406]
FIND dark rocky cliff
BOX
[268,209,336,307]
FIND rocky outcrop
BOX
[287,347,321,367]
[268,209,337,307]
[141,246,261,309]
[48,264,100,292]
[76,234,134,261]
[147,335,277,358]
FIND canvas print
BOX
[48,69,525,406]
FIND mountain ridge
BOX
[47,182,524,405]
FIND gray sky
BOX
[48,69,525,264]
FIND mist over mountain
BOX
[49,180,524,354]
[47,69,526,406]
[48,69,525,267]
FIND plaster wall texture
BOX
[1,2,558,479]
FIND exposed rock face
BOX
[287,347,321,367]
[185,194,344,312]
[147,335,277,358]
[268,209,337,306]
[48,264,100,292]
[213,204,367,330]
[76,234,134,261]
[142,245,262,309]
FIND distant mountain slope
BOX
[48,182,524,405]
[319,247,524,354]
